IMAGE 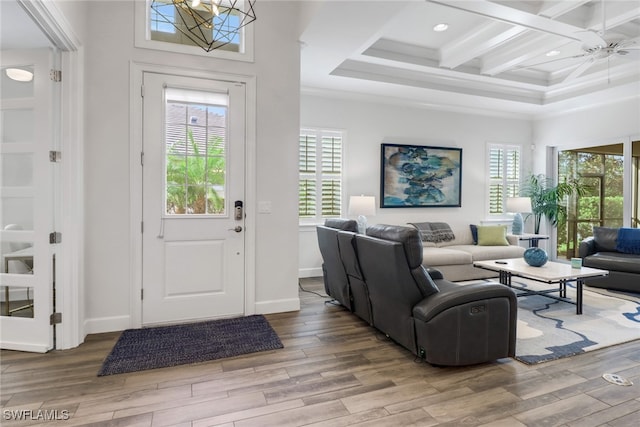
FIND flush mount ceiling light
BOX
[5,68,34,82]
[433,23,449,32]
[151,0,257,52]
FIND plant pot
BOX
[524,247,548,267]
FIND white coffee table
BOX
[473,258,609,315]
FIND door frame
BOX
[15,0,84,350]
[130,62,257,328]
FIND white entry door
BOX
[0,48,56,352]
[142,72,246,325]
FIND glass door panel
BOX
[1,49,54,352]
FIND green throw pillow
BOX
[477,225,509,246]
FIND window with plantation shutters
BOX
[488,144,521,215]
[299,129,343,221]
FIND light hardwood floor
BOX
[1,277,639,426]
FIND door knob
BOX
[228,226,243,232]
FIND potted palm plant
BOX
[520,173,588,234]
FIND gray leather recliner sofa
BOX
[317,221,518,366]
[579,226,640,293]
[317,219,373,324]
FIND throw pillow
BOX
[616,228,640,255]
[470,224,478,245]
[476,225,509,246]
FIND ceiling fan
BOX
[517,0,640,82]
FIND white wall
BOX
[299,94,533,277]
[532,97,640,172]
[80,1,301,333]
[531,97,640,240]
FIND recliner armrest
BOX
[412,282,516,323]
[578,237,596,258]
[425,267,444,280]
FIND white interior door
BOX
[142,72,246,325]
[0,48,55,352]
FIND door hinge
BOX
[49,232,62,244]
[141,85,145,97]
[50,312,62,325]
[141,289,144,300]
[49,151,62,162]
[50,69,62,82]
[140,151,144,166]
[141,221,144,233]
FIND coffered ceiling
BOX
[300,0,640,117]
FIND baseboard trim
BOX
[254,298,300,314]
[299,267,322,278]
[0,340,49,353]
[84,315,131,335]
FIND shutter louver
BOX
[299,130,343,220]
[488,145,521,215]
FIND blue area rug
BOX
[98,315,283,376]
[483,279,640,365]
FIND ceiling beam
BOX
[481,33,570,76]
[584,0,640,35]
[439,22,521,69]
[437,0,590,70]
[483,1,640,75]
[428,0,606,46]
[538,0,590,18]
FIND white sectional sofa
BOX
[412,222,526,282]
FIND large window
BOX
[487,144,521,215]
[299,129,343,222]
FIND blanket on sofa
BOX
[616,227,640,255]
[409,222,455,243]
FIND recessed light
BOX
[546,50,561,57]
[5,68,33,82]
[433,23,449,32]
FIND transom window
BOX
[299,129,344,222]
[487,143,521,215]
[136,1,254,61]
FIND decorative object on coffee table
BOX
[524,247,548,267]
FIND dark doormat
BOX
[98,314,283,376]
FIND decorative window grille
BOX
[488,144,521,214]
[299,129,343,221]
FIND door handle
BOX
[228,226,243,233]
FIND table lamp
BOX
[348,195,376,234]
[506,197,532,235]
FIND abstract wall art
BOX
[380,143,462,208]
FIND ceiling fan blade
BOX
[563,57,596,82]
[513,54,589,70]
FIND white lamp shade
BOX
[348,195,376,216]
[505,197,532,213]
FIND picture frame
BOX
[380,143,462,208]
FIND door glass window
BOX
[1,65,37,319]
[165,88,228,215]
